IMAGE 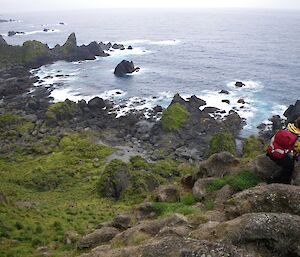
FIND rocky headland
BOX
[1,33,300,257]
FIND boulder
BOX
[113,214,132,230]
[175,146,199,160]
[284,100,300,123]
[80,236,257,257]
[237,98,245,104]
[222,99,230,104]
[111,214,188,247]
[128,45,133,50]
[248,154,281,180]
[194,151,240,180]
[77,227,119,249]
[219,90,229,94]
[114,60,140,77]
[153,185,180,203]
[112,43,125,50]
[190,212,300,256]
[8,31,25,37]
[153,105,163,113]
[87,97,106,110]
[214,184,234,211]
[192,177,215,200]
[235,81,245,87]
[225,184,300,218]
[135,201,157,221]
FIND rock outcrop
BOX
[190,212,300,256]
[225,184,300,218]
[114,60,140,77]
[194,151,240,180]
[77,227,119,249]
[284,100,300,123]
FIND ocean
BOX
[1,8,300,135]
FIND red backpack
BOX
[267,130,297,159]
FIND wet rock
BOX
[219,90,229,94]
[128,45,133,50]
[153,105,163,113]
[284,100,300,123]
[235,81,245,87]
[112,43,125,50]
[8,31,25,37]
[237,98,245,104]
[0,35,7,45]
[225,184,300,218]
[77,227,119,249]
[222,99,230,104]
[154,185,180,203]
[114,60,140,77]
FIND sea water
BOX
[1,8,300,135]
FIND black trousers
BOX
[267,153,294,184]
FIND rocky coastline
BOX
[1,33,300,257]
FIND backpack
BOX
[267,130,297,159]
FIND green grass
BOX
[207,132,236,157]
[206,170,262,193]
[46,100,77,122]
[160,103,189,131]
[152,192,199,217]
[242,135,265,159]
[0,132,125,257]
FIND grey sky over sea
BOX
[1,0,300,13]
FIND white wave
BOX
[50,88,97,103]
[99,89,127,99]
[271,104,287,118]
[197,89,256,120]
[25,29,60,35]
[227,80,264,91]
[119,39,150,45]
[149,40,181,46]
[106,47,151,57]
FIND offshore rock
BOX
[284,100,300,123]
[114,60,140,77]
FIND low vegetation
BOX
[160,103,189,131]
[206,170,262,193]
[242,135,265,159]
[207,132,236,157]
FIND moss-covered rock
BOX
[207,132,236,157]
[96,160,131,199]
[160,103,189,131]
[46,99,77,123]
[242,135,265,159]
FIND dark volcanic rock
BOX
[87,97,106,110]
[219,89,229,94]
[222,99,230,104]
[0,35,7,45]
[235,81,245,87]
[8,31,25,37]
[284,100,300,123]
[86,41,108,57]
[114,60,139,77]
[128,45,133,50]
[112,43,125,50]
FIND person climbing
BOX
[266,117,300,184]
